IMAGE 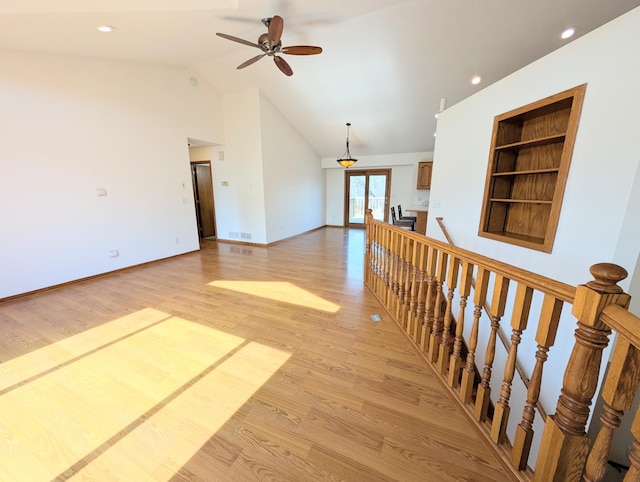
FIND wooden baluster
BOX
[626,409,640,480]
[390,232,400,312]
[439,256,460,374]
[395,235,406,326]
[491,283,533,444]
[398,247,410,328]
[378,228,389,300]
[383,229,391,292]
[379,226,386,289]
[421,247,438,351]
[475,274,510,422]
[371,238,379,288]
[461,267,490,404]
[428,251,449,363]
[512,294,563,470]
[403,240,413,316]
[399,236,408,323]
[407,242,423,338]
[414,245,428,343]
[583,337,640,482]
[374,228,382,293]
[448,261,474,387]
[376,227,385,294]
[394,235,403,314]
[534,263,630,482]
[373,235,381,294]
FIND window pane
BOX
[368,175,387,221]
[348,175,366,224]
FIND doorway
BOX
[190,161,216,239]
[344,169,391,228]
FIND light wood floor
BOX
[0,228,510,482]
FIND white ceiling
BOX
[2,0,639,157]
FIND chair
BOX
[398,205,417,221]
[390,207,415,230]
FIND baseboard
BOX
[0,249,200,303]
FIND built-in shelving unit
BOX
[478,84,586,252]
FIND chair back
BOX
[390,206,398,222]
[398,205,404,218]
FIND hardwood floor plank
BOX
[0,228,509,481]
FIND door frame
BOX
[343,169,391,228]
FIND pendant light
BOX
[336,122,358,168]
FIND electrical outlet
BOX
[109,249,119,258]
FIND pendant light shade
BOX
[337,123,358,168]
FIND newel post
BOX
[365,209,374,283]
[533,263,629,482]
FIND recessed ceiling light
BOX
[561,27,576,39]
[471,75,482,85]
[434,113,439,119]
[97,25,115,33]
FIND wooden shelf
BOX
[495,133,566,151]
[490,199,553,204]
[478,84,586,253]
[482,230,545,247]
[492,168,560,176]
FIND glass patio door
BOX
[344,169,391,228]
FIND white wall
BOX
[0,51,224,298]
[430,6,640,466]
[260,93,325,244]
[202,89,324,245]
[431,7,640,288]
[322,152,432,226]
[215,89,268,244]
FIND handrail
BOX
[375,222,575,303]
[435,216,547,422]
[435,216,455,245]
[601,304,640,347]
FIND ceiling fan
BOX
[216,15,322,77]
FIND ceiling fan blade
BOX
[281,45,323,55]
[216,32,260,49]
[273,56,293,76]
[268,15,284,46]
[237,54,267,69]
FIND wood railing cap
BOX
[586,263,628,294]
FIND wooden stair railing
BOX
[364,210,638,481]
[435,216,548,423]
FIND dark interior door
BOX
[191,162,216,238]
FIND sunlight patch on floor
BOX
[209,280,340,313]
[0,307,170,392]
[0,310,290,481]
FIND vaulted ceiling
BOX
[2,0,639,157]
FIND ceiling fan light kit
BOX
[216,15,322,77]
[337,123,358,168]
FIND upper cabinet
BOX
[478,84,586,253]
[417,161,432,189]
